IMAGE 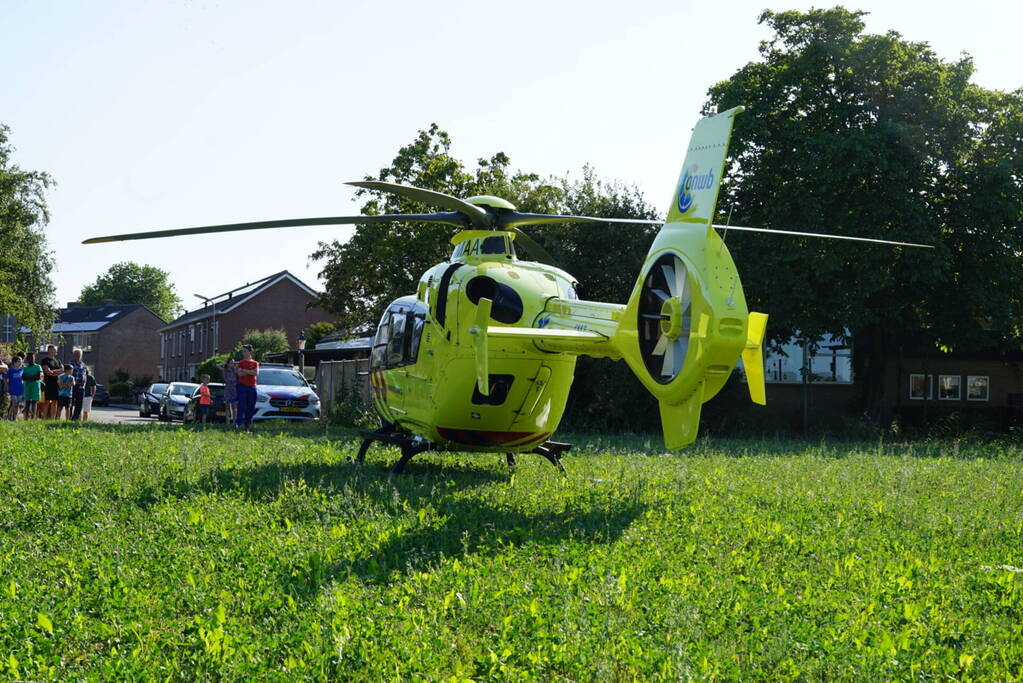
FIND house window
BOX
[764,332,853,384]
[909,374,934,400]
[160,334,165,359]
[938,375,961,401]
[967,376,990,402]
[157,364,164,381]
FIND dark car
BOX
[93,384,110,407]
[139,383,169,418]
[183,383,227,423]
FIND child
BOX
[57,364,75,420]
[6,355,24,421]
[21,353,42,419]
[197,374,212,425]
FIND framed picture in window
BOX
[938,375,961,401]
[909,374,933,400]
[967,375,990,401]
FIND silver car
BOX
[158,382,199,421]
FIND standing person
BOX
[5,355,24,421]
[39,345,62,419]
[0,353,8,418]
[57,364,75,420]
[222,358,238,424]
[21,352,42,419]
[234,345,259,429]
[69,348,88,421]
[197,374,213,426]
[81,369,97,421]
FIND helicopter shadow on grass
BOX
[279,467,647,597]
[131,448,511,510]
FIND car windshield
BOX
[192,384,225,399]
[257,369,308,387]
[171,384,198,396]
[150,384,168,394]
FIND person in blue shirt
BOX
[57,364,75,420]
[5,355,24,421]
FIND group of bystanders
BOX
[0,344,97,421]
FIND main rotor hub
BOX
[660,297,684,340]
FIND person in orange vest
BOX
[197,374,213,426]
[235,345,259,429]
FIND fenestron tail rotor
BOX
[638,253,692,383]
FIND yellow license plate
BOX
[282,406,301,413]
[216,411,225,417]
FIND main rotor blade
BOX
[82,213,469,244]
[712,224,933,249]
[346,181,492,227]
[500,212,662,228]
[509,228,558,266]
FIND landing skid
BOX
[355,427,571,475]
[505,440,571,474]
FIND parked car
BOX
[158,382,199,421]
[183,383,226,423]
[139,383,169,418]
[252,364,320,421]
[93,384,110,407]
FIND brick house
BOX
[158,270,332,382]
[33,304,166,383]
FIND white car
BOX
[252,365,320,421]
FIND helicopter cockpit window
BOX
[409,315,425,361]
[386,312,407,366]
[372,313,391,367]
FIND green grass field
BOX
[1,421,1022,680]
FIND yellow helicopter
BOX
[85,108,929,473]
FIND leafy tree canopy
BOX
[235,328,289,361]
[305,321,336,349]
[79,262,183,322]
[0,124,56,336]
[704,7,1023,412]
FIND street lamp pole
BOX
[297,329,306,376]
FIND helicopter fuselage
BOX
[368,233,604,452]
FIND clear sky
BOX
[2,0,1019,318]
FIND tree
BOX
[305,321,337,349]
[0,124,56,336]
[79,262,183,322]
[704,8,1023,418]
[235,328,288,361]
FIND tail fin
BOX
[615,107,751,449]
[742,312,768,405]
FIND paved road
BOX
[88,404,164,425]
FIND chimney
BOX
[66,301,80,308]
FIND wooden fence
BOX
[315,359,372,412]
